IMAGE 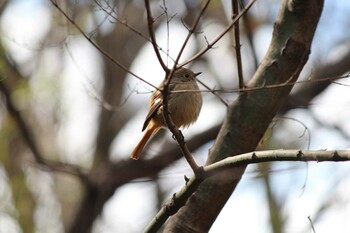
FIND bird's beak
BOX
[195,72,202,77]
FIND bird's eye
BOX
[184,73,190,79]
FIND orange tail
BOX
[131,125,159,160]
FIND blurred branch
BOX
[174,0,211,68]
[242,7,259,70]
[0,0,8,14]
[0,81,87,180]
[49,0,158,90]
[258,163,284,233]
[308,109,350,142]
[308,216,317,233]
[282,45,350,113]
[164,0,324,231]
[181,0,256,67]
[67,124,220,233]
[232,0,244,88]
[146,149,350,232]
[94,0,174,63]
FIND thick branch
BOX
[164,0,324,232]
[282,47,350,113]
[146,149,349,232]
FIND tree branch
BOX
[0,81,87,180]
[164,0,324,231]
[49,0,157,90]
[159,0,212,174]
[144,0,169,72]
[232,0,244,88]
[145,149,350,232]
[282,47,350,113]
[162,69,201,173]
[181,0,256,67]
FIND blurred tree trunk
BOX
[259,163,284,233]
[163,0,324,232]
[66,2,149,233]
[0,38,36,233]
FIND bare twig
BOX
[158,0,212,174]
[161,0,170,67]
[175,0,211,68]
[144,0,169,72]
[308,216,317,233]
[197,79,228,106]
[181,0,257,66]
[275,116,311,149]
[232,0,245,88]
[169,73,350,95]
[162,70,201,173]
[145,149,350,232]
[94,0,175,63]
[50,0,158,90]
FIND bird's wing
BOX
[141,82,178,131]
[142,90,163,131]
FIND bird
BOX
[131,67,203,160]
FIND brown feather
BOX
[131,122,160,160]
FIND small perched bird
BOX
[131,68,203,160]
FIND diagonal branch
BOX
[162,70,201,173]
[232,0,244,88]
[159,0,212,173]
[164,0,324,231]
[145,149,350,232]
[144,0,169,72]
[50,0,158,90]
[174,0,211,68]
[0,81,87,179]
[181,0,256,67]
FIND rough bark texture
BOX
[164,0,324,232]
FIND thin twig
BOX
[50,0,158,90]
[175,0,211,68]
[278,116,311,149]
[168,72,350,94]
[159,0,212,174]
[94,0,175,63]
[162,71,201,173]
[232,0,245,88]
[145,149,350,232]
[197,79,228,106]
[181,0,257,66]
[144,0,169,72]
[162,0,170,67]
[308,216,317,233]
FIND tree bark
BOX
[164,0,324,232]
